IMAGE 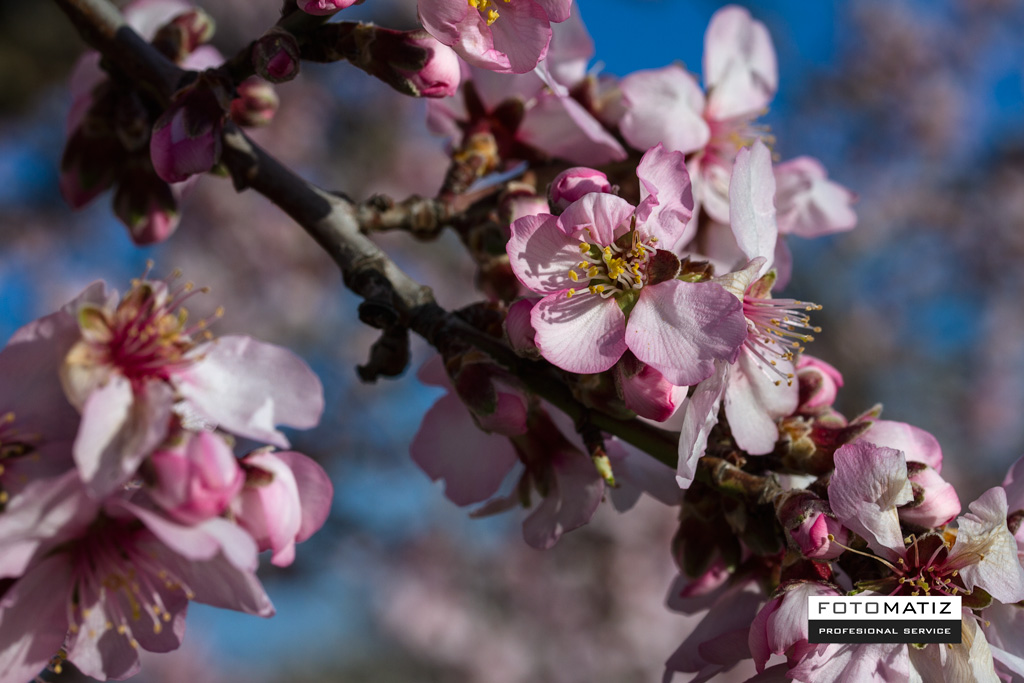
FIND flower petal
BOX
[557,192,635,244]
[703,5,777,121]
[955,487,1024,604]
[634,143,695,245]
[0,555,73,683]
[532,291,627,374]
[729,139,777,267]
[177,336,324,447]
[676,361,729,488]
[521,449,603,549]
[619,65,710,155]
[518,91,627,165]
[625,279,746,387]
[507,213,582,294]
[829,441,913,561]
[411,393,519,506]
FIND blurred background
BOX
[3,0,1024,680]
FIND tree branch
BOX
[51,0,683,470]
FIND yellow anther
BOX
[486,8,499,23]
[587,267,600,278]
[568,270,579,282]
[578,242,591,254]
[566,289,576,298]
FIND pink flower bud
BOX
[790,512,847,560]
[232,450,334,567]
[149,431,244,524]
[504,298,539,359]
[252,29,301,84]
[230,78,280,128]
[297,0,360,15]
[400,33,461,98]
[795,354,843,412]
[150,75,229,183]
[899,462,961,528]
[112,167,183,244]
[549,167,612,212]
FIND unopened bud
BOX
[113,164,181,245]
[152,9,216,63]
[796,355,843,413]
[230,78,280,128]
[150,73,231,183]
[397,32,461,98]
[253,29,301,83]
[549,167,612,212]
[504,298,539,359]
[899,462,961,529]
[791,512,848,560]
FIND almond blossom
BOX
[0,481,273,683]
[57,270,323,496]
[506,144,746,384]
[676,141,820,485]
[418,0,573,74]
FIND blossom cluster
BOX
[0,268,331,682]
[44,0,1024,679]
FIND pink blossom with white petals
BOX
[0,485,272,683]
[58,273,323,496]
[418,0,572,74]
[507,144,745,384]
[618,5,778,223]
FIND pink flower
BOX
[150,74,229,183]
[0,484,272,683]
[774,156,858,238]
[548,167,612,212]
[297,0,359,15]
[676,142,814,484]
[749,581,841,672]
[231,450,334,567]
[829,441,1024,604]
[149,430,244,524]
[426,9,625,166]
[58,272,324,496]
[618,5,778,223]
[418,0,572,74]
[506,144,745,384]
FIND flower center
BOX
[564,230,658,299]
[0,411,39,509]
[68,524,192,649]
[74,268,222,391]
[742,295,821,386]
[468,0,509,26]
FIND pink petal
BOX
[150,105,221,184]
[703,5,777,121]
[176,336,324,447]
[505,297,540,357]
[66,592,142,680]
[521,449,603,549]
[518,91,627,165]
[899,464,960,528]
[955,487,1024,604]
[275,451,334,544]
[677,361,729,488]
[533,0,572,23]
[1003,454,1024,512]
[605,439,684,510]
[774,156,857,238]
[789,643,908,683]
[829,441,913,561]
[616,360,683,422]
[0,555,74,683]
[619,65,710,154]
[544,4,593,85]
[411,393,519,505]
[417,0,470,46]
[634,143,695,245]
[557,192,635,244]
[73,376,175,497]
[863,419,944,472]
[506,213,582,294]
[488,0,553,74]
[625,279,746,387]
[729,139,777,267]
[531,292,627,375]
[723,350,798,455]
